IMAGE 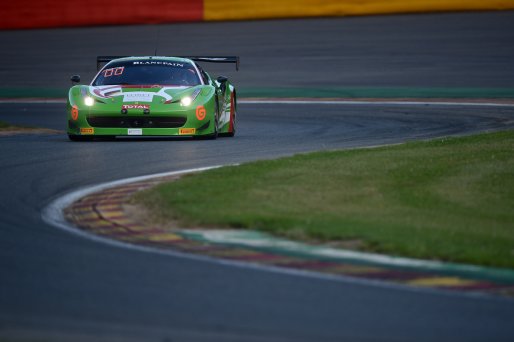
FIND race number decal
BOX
[114,66,124,75]
[103,67,124,77]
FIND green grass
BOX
[135,130,514,268]
[0,120,33,131]
[0,120,19,130]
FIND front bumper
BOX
[67,123,211,136]
[67,108,213,137]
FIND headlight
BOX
[180,96,192,106]
[84,96,95,106]
[180,88,201,107]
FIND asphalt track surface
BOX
[2,11,514,342]
[2,101,514,342]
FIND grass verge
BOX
[0,120,58,135]
[135,130,514,268]
[0,120,28,130]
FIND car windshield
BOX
[92,60,202,87]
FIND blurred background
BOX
[1,0,514,97]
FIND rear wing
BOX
[97,56,240,71]
[184,56,240,71]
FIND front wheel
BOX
[221,92,236,137]
[68,134,93,141]
[227,93,237,137]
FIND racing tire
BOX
[227,93,237,137]
[68,134,93,141]
[97,135,116,141]
[220,92,236,138]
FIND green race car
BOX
[67,56,239,140]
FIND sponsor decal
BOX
[196,105,206,121]
[156,88,173,103]
[122,104,150,110]
[123,92,154,103]
[80,128,94,135]
[91,85,122,99]
[133,61,185,67]
[128,128,143,135]
[71,105,79,121]
[90,86,174,102]
[179,128,196,135]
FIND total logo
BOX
[122,104,150,110]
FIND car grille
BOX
[87,116,187,128]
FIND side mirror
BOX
[216,76,228,83]
[70,75,81,84]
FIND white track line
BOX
[36,98,514,296]
[183,229,514,280]
[42,166,223,231]
[41,166,512,300]
[41,165,418,291]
